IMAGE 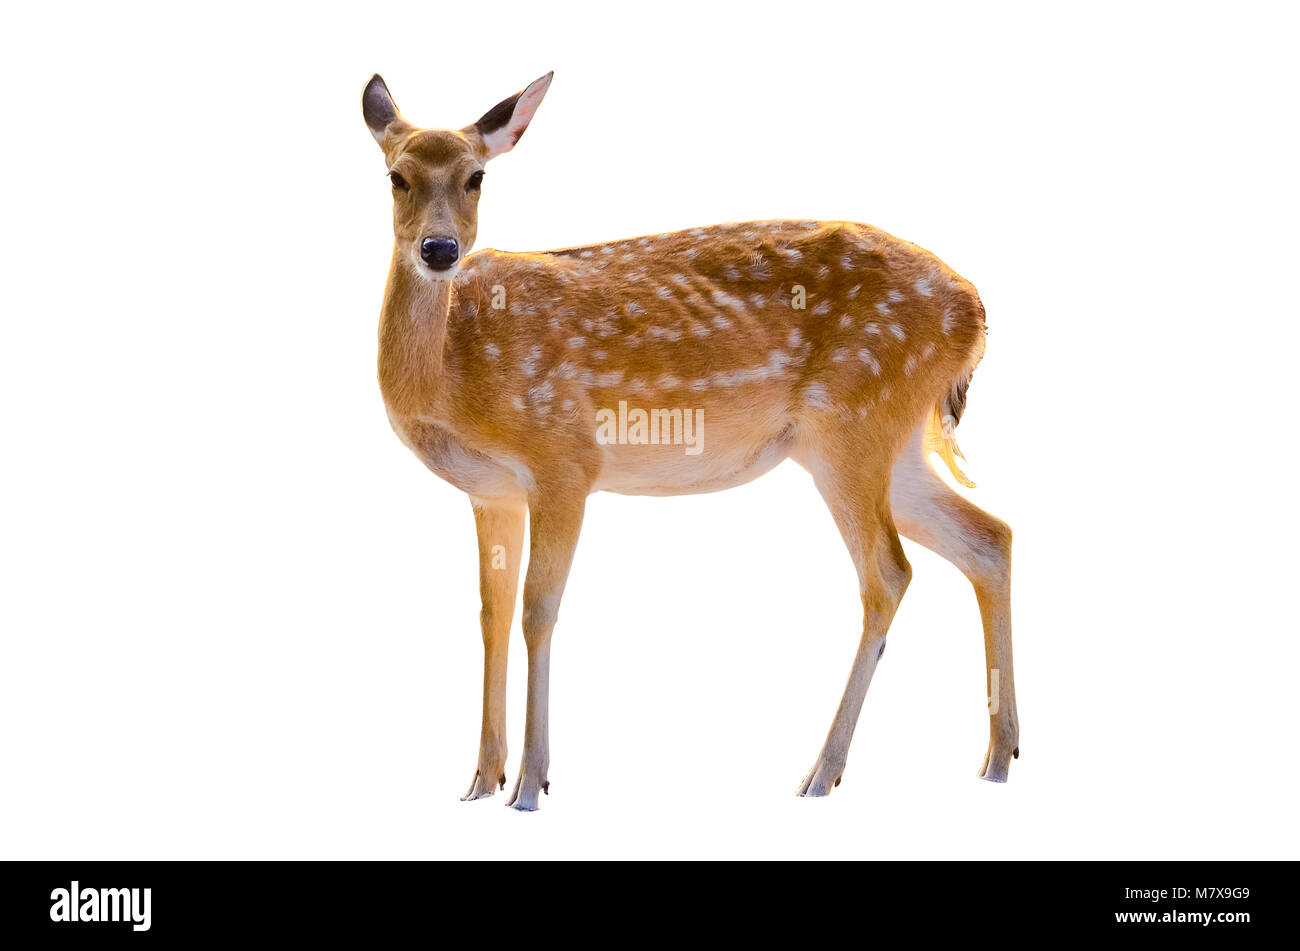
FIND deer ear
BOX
[362,74,411,149]
[470,72,554,161]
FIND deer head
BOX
[362,72,554,279]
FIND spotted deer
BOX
[363,72,1019,810]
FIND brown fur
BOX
[381,219,986,499]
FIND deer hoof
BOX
[462,768,502,801]
[797,760,843,797]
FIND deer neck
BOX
[377,252,459,420]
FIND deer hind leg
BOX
[795,447,912,797]
[890,425,1019,782]
[463,498,526,801]
[506,488,587,811]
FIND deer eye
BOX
[466,170,485,192]
[389,170,409,191]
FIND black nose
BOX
[420,236,460,270]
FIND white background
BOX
[2,1,1297,859]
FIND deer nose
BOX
[420,236,460,271]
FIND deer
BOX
[362,71,1019,810]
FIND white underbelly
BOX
[593,425,795,496]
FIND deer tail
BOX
[924,341,982,489]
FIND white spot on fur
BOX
[875,301,891,315]
[803,382,831,409]
[857,349,881,374]
[890,323,905,341]
[712,289,744,310]
[710,351,792,388]
[484,343,501,360]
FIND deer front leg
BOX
[506,489,586,811]
[462,498,526,801]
